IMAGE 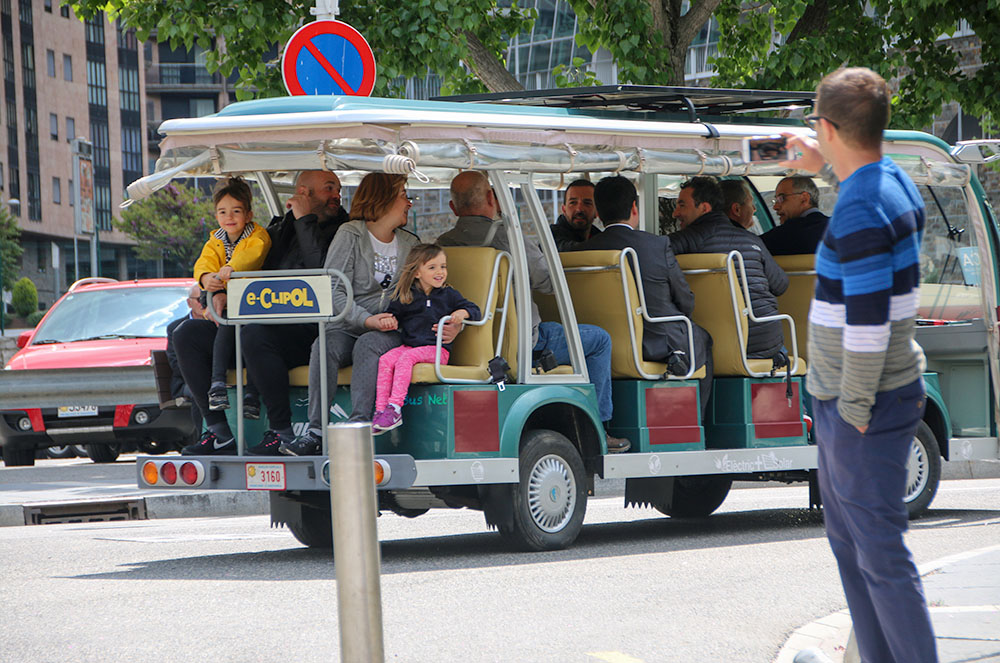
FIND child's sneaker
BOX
[208,385,230,411]
[242,392,261,420]
[372,408,402,434]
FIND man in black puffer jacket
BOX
[670,176,789,360]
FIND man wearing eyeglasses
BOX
[783,68,936,663]
[760,176,829,255]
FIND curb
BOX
[772,543,1000,662]
[0,490,269,527]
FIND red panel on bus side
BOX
[454,390,500,453]
[645,386,701,444]
[751,382,803,439]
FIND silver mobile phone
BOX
[741,135,794,163]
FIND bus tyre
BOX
[656,475,732,518]
[904,420,941,519]
[287,505,333,549]
[85,443,120,464]
[500,429,587,552]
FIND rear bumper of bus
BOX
[135,454,522,492]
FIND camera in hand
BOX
[742,135,794,163]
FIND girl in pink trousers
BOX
[372,243,481,433]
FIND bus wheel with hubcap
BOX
[655,475,732,518]
[904,420,941,519]
[499,429,587,552]
[85,443,120,464]
[287,505,333,549]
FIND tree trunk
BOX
[652,0,724,85]
[461,30,524,93]
[787,0,829,43]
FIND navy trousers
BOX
[813,379,938,663]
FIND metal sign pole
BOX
[329,421,384,662]
[311,0,339,20]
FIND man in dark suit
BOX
[761,176,829,255]
[577,176,713,414]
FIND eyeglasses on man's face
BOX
[772,192,806,205]
[803,114,840,131]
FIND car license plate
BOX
[57,406,99,418]
[246,462,286,490]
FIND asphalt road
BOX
[1,478,998,663]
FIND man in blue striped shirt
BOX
[786,68,937,663]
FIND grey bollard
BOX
[329,421,384,662]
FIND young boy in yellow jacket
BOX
[191,176,270,417]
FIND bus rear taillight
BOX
[161,462,177,485]
[140,459,205,487]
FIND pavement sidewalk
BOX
[0,458,268,526]
[775,544,1000,663]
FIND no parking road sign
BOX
[282,20,376,96]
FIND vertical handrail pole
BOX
[329,421,384,662]
[235,321,244,454]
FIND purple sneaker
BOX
[372,408,402,434]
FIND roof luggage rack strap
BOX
[613,150,628,173]
[563,143,578,172]
[462,138,478,169]
[317,140,330,171]
[209,146,222,174]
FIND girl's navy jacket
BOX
[387,285,481,350]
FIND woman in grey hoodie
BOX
[263,173,421,456]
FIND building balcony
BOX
[145,63,224,91]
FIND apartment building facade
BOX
[0,0,147,309]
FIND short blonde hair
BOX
[350,173,406,222]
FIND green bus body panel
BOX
[226,382,602,460]
[705,377,809,449]
[496,383,604,458]
[608,379,705,452]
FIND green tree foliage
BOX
[0,205,23,292]
[69,0,535,98]
[568,0,724,85]
[11,277,38,317]
[114,182,215,269]
[712,0,1000,129]
[26,310,46,327]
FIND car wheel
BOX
[497,429,587,552]
[904,420,941,519]
[72,445,88,457]
[47,445,77,459]
[137,440,174,455]
[85,443,121,463]
[2,445,36,466]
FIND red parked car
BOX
[1,277,198,466]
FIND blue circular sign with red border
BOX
[282,20,376,96]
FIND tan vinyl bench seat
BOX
[560,249,706,381]
[774,254,816,364]
[677,252,806,378]
[228,246,506,388]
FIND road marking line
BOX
[586,652,647,663]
